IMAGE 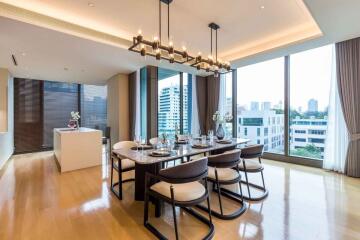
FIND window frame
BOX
[235,49,331,168]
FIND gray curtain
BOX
[336,37,360,177]
[196,75,220,134]
[206,75,220,132]
[196,76,207,134]
[128,71,137,140]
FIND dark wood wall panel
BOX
[14,78,43,153]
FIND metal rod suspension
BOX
[168,3,170,41]
[159,0,161,43]
[216,29,218,62]
[210,28,213,56]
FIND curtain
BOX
[191,75,200,135]
[135,70,141,137]
[196,76,207,134]
[324,46,348,173]
[336,37,360,177]
[205,75,220,133]
[128,71,137,140]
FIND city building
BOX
[158,84,189,135]
[290,116,328,158]
[237,102,284,152]
[308,98,319,112]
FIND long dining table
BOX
[112,138,250,216]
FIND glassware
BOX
[201,135,207,145]
[134,134,140,152]
[140,136,146,154]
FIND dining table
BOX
[112,138,250,216]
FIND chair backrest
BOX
[207,149,241,168]
[113,141,136,150]
[241,144,264,159]
[149,137,159,145]
[105,126,111,138]
[159,157,208,183]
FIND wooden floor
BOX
[0,151,359,240]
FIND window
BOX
[294,138,306,142]
[14,78,107,153]
[157,68,191,137]
[43,81,79,148]
[244,127,248,136]
[219,72,233,136]
[80,85,107,132]
[182,73,192,134]
[289,45,332,160]
[237,57,285,154]
[308,138,325,144]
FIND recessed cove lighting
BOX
[88,2,95,7]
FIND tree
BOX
[290,144,322,159]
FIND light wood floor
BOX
[0,151,359,240]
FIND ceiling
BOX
[0,0,360,84]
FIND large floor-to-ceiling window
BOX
[157,68,192,137]
[237,57,285,153]
[236,45,333,163]
[289,45,332,160]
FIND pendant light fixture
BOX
[128,0,232,75]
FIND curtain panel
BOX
[196,75,220,134]
[336,37,360,177]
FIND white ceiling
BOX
[0,0,360,84]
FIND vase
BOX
[216,124,225,140]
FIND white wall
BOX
[0,69,14,169]
[107,73,129,145]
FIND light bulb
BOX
[182,46,187,51]
[138,29,142,35]
[153,36,159,41]
[169,41,173,46]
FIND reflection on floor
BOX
[0,151,359,240]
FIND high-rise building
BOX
[250,101,259,111]
[308,99,318,112]
[237,104,284,152]
[158,84,188,135]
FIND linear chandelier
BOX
[128,0,231,76]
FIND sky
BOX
[236,44,333,111]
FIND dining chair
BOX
[111,141,137,200]
[144,157,214,240]
[238,144,268,201]
[197,149,247,220]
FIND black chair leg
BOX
[239,180,244,202]
[216,180,223,215]
[170,187,179,240]
[260,170,266,190]
[243,170,251,199]
[118,167,123,200]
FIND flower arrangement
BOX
[212,111,233,124]
[71,111,81,121]
[68,111,80,129]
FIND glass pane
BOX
[80,85,107,132]
[220,72,233,137]
[237,58,285,153]
[289,45,332,160]
[158,68,180,137]
[182,74,192,134]
[43,81,79,148]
